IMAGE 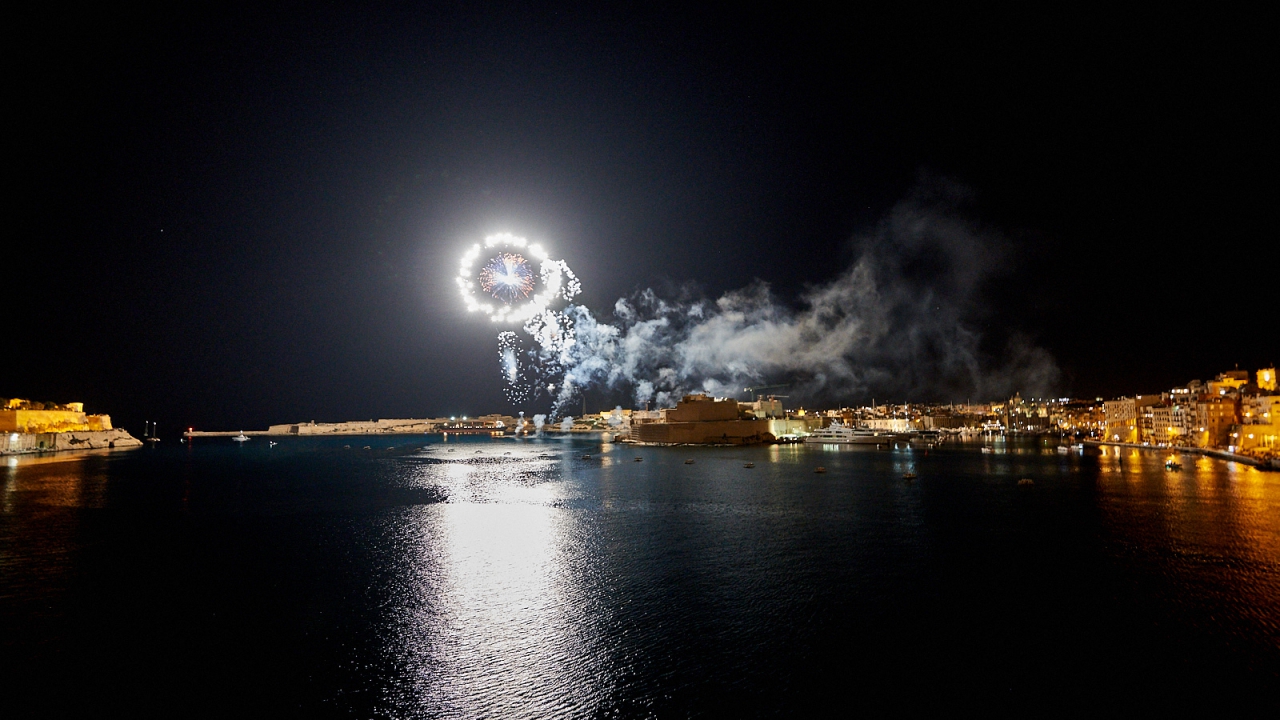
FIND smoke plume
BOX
[525,179,1059,413]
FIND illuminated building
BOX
[1102,396,1141,443]
[1196,395,1238,448]
[1149,403,1196,446]
[739,396,785,419]
[0,399,113,433]
[1259,368,1277,392]
[633,394,771,444]
[1207,369,1249,396]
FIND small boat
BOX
[634,457,643,462]
[981,447,994,454]
[581,454,591,459]
[268,441,277,448]
[1056,446,1069,455]
[1018,478,1034,486]
[1165,460,1183,471]
[903,471,917,479]
[685,459,695,464]
[232,432,250,443]
[814,466,827,474]
[743,462,755,468]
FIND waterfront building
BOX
[1103,397,1138,443]
[864,417,912,433]
[1196,395,1239,448]
[633,394,771,444]
[1149,403,1197,446]
[1131,395,1164,444]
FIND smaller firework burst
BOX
[479,253,535,303]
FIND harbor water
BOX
[2,437,1278,716]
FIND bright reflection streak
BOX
[385,451,607,717]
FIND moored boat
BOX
[804,424,887,445]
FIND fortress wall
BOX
[2,428,141,454]
[664,398,741,423]
[0,410,112,433]
[267,419,440,435]
[635,419,771,444]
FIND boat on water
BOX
[814,466,827,474]
[743,462,755,468]
[232,432,250,443]
[1165,459,1183,471]
[1056,446,1069,454]
[684,459,695,464]
[903,471,917,479]
[981,447,994,454]
[804,424,888,445]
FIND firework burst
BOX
[456,233,579,324]
[457,233,585,410]
[479,253,534,303]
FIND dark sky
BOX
[8,3,1276,433]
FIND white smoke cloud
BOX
[510,178,1059,414]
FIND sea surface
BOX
[3,436,1278,717]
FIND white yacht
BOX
[804,424,888,445]
[232,432,250,443]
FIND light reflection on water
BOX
[380,450,608,717]
[1092,445,1280,650]
[2,439,1279,715]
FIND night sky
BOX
[9,4,1276,434]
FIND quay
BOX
[1081,440,1278,470]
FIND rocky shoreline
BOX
[1,428,143,455]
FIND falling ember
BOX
[479,253,535,303]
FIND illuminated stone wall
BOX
[663,394,744,423]
[0,410,113,433]
[1235,423,1280,456]
[634,419,771,444]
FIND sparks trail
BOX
[457,234,582,410]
